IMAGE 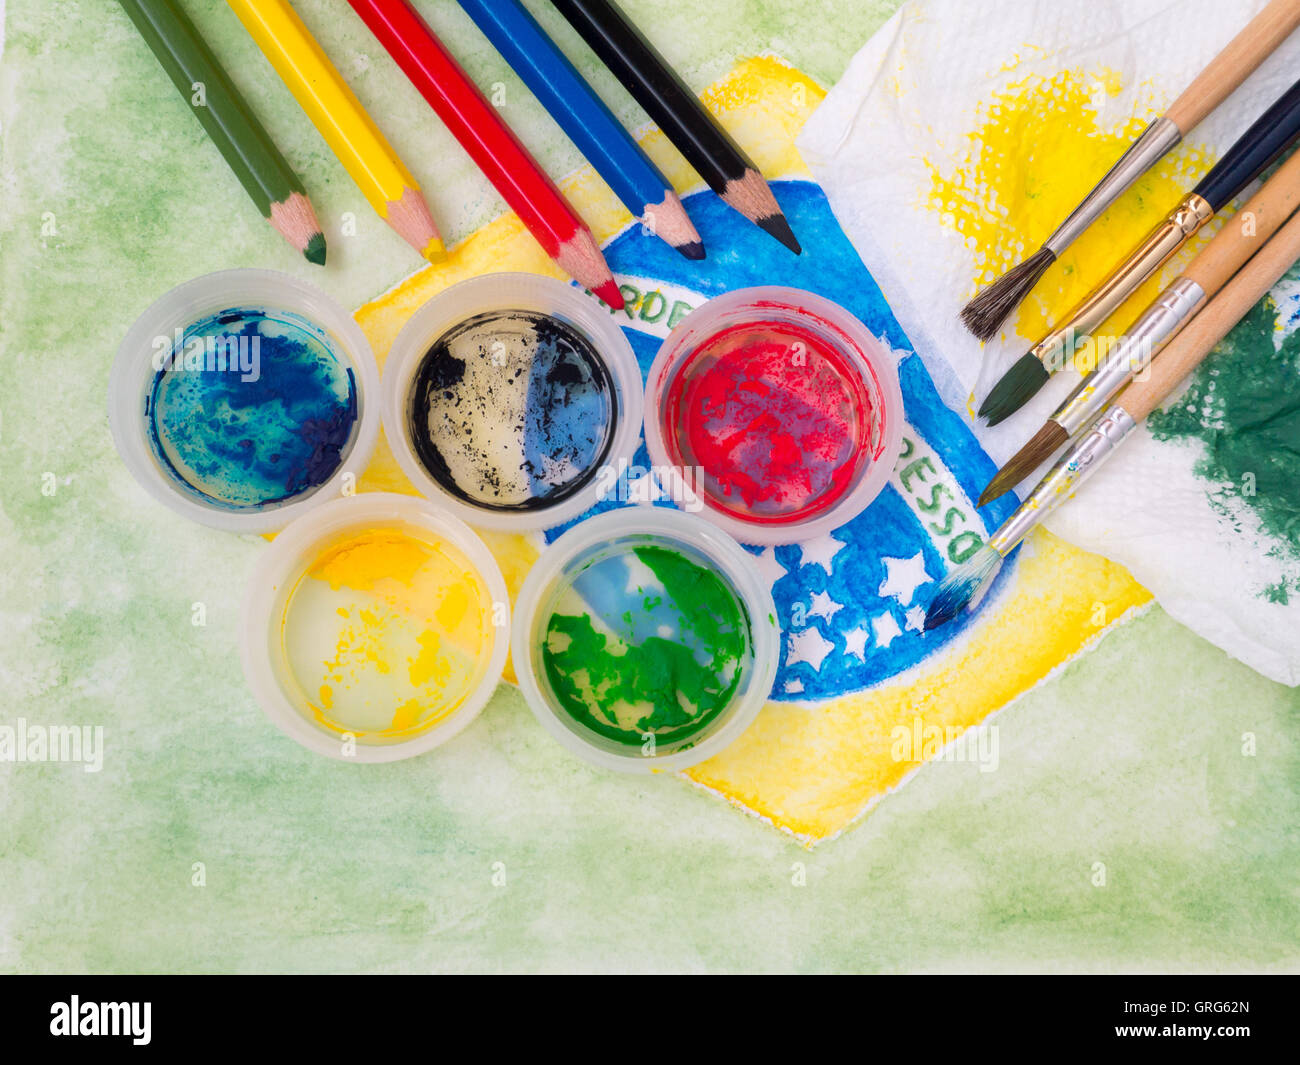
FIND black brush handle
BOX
[1194,75,1300,210]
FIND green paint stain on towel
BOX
[1148,294,1300,562]
[543,546,749,746]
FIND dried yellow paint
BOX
[282,529,495,743]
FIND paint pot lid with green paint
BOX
[380,273,644,532]
[240,493,509,763]
[109,269,380,533]
[511,507,779,774]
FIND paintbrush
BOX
[926,204,1300,630]
[978,73,1300,425]
[960,0,1300,343]
[979,140,1300,505]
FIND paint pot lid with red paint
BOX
[644,287,903,545]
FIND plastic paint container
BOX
[512,508,778,773]
[382,273,643,531]
[240,493,509,762]
[109,269,379,533]
[644,287,903,545]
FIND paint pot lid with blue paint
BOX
[381,273,644,532]
[240,493,510,763]
[511,507,779,774]
[109,269,380,533]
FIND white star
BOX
[798,533,848,574]
[843,626,869,662]
[784,678,804,695]
[878,551,931,607]
[788,627,834,671]
[904,606,926,632]
[871,611,903,650]
[807,590,842,624]
[752,546,788,589]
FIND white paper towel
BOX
[798,0,1300,684]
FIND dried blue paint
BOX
[146,307,356,510]
[407,310,615,511]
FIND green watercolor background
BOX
[1,0,1297,973]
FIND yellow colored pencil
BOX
[226,0,444,261]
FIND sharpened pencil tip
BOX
[594,279,625,310]
[758,212,802,254]
[676,240,706,261]
[303,233,327,266]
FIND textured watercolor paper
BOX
[4,0,1298,974]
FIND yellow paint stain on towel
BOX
[347,57,1151,840]
[925,67,1216,342]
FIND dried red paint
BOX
[662,319,875,525]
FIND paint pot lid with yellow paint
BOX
[512,507,779,774]
[240,493,509,762]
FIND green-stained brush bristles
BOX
[960,247,1056,342]
[978,420,1069,506]
[979,352,1051,425]
[923,543,1005,630]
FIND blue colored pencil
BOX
[456,0,703,259]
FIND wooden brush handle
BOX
[1124,207,1300,421]
[1183,138,1300,292]
[1166,0,1300,133]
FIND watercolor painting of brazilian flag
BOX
[353,57,1149,843]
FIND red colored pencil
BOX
[347,0,623,309]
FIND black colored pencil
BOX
[549,0,800,253]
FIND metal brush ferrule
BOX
[1044,116,1182,254]
[1031,192,1213,371]
[1054,277,1206,436]
[987,406,1139,554]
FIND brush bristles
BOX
[979,352,1051,426]
[978,421,1069,506]
[924,544,1005,630]
[960,248,1056,342]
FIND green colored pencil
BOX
[119,0,326,264]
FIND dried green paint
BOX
[1148,294,1300,572]
[542,546,748,746]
